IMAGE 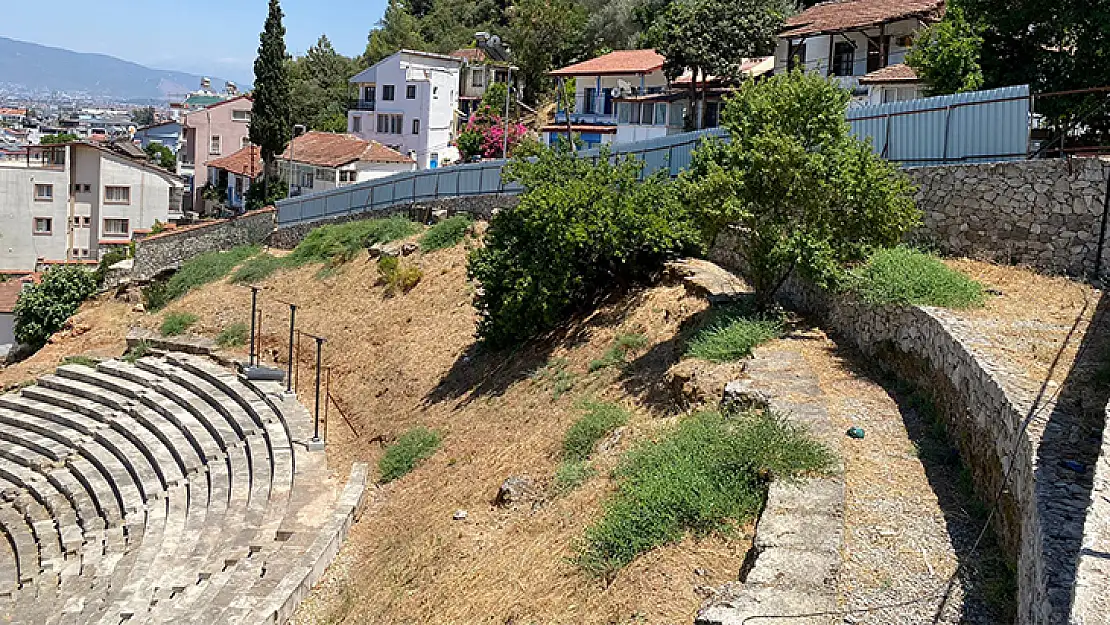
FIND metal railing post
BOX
[285,303,296,393]
[248,286,260,367]
[309,335,326,450]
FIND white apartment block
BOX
[0,143,184,272]
[347,50,462,169]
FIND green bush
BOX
[680,71,920,307]
[288,217,420,266]
[231,253,287,284]
[60,355,99,368]
[686,305,782,362]
[122,340,152,364]
[216,322,249,348]
[563,401,630,462]
[469,147,701,347]
[13,266,99,348]
[160,312,199,336]
[848,247,985,309]
[144,245,259,311]
[553,460,597,495]
[379,427,443,483]
[377,256,423,296]
[576,410,833,579]
[95,246,131,285]
[420,215,473,252]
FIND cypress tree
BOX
[250,0,292,206]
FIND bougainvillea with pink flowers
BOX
[456,104,530,160]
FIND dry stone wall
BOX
[710,232,1109,624]
[132,208,276,281]
[907,158,1110,277]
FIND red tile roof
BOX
[0,280,23,313]
[451,48,487,62]
[550,49,666,77]
[858,63,920,83]
[0,108,27,117]
[279,131,414,168]
[781,0,944,38]
[207,144,263,177]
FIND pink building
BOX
[179,95,253,213]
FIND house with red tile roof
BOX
[276,131,416,197]
[858,63,925,103]
[206,144,263,212]
[775,0,944,100]
[543,49,669,148]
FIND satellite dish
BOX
[487,35,501,48]
[617,79,632,95]
[610,87,621,98]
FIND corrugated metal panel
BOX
[847,85,1030,166]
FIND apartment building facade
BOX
[179,96,253,213]
[0,142,184,272]
[347,50,462,169]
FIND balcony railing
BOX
[349,99,377,112]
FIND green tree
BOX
[290,35,360,131]
[131,106,156,126]
[144,143,176,170]
[40,133,78,144]
[13,266,98,348]
[364,0,428,65]
[680,71,920,306]
[250,0,293,207]
[509,0,587,103]
[906,6,984,96]
[468,146,701,347]
[652,0,786,129]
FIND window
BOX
[339,170,356,183]
[83,184,91,193]
[232,110,251,122]
[618,102,631,124]
[34,183,53,201]
[363,85,375,102]
[832,41,855,77]
[412,118,420,134]
[104,186,131,204]
[472,69,485,88]
[103,218,129,236]
[494,70,507,84]
[33,217,52,234]
[787,41,807,71]
[640,102,654,125]
[377,114,403,134]
[629,101,641,124]
[314,167,331,181]
[406,84,417,99]
[351,115,361,132]
[654,103,668,127]
[382,85,395,101]
[241,136,251,149]
[82,216,91,227]
[704,101,721,128]
[209,135,221,155]
[583,87,597,114]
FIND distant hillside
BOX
[0,36,245,101]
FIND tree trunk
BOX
[688,69,699,131]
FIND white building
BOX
[277,131,416,196]
[775,0,943,101]
[544,49,669,148]
[0,142,185,272]
[450,48,523,121]
[858,63,927,104]
[347,50,463,169]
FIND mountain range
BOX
[0,36,246,101]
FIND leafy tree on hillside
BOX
[13,266,98,348]
[249,0,292,209]
[652,0,786,129]
[290,35,360,131]
[509,0,587,103]
[131,106,155,126]
[468,145,701,347]
[40,133,78,144]
[680,71,920,306]
[144,143,177,171]
[364,0,428,66]
[906,5,984,96]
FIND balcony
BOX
[554,93,617,126]
[349,99,377,112]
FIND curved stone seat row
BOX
[0,352,367,624]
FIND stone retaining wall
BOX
[710,232,1109,624]
[132,208,276,281]
[907,158,1110,277]
[1070,401,1110,624]
[270,194,518,249]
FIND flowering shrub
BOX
[457,104,529,160]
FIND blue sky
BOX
[0,0,389,84]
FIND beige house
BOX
[0,142,184,272]
[278,131,415,197]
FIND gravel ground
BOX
[786,327,1012,624]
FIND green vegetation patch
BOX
[576,410,832,579]
[377,256,423,296]
[231,253,287,284]
[289,217,420,266]
[122,340,152,364]
[216,322,250,348]
[532,357,578,399]
[686,305,782,363]
[848,247,985,309]
[563,401,630,462]
[145,245,260,311]
[378,426,443,483]
[160,312,199,337]
[420,215,473,252]
[589,333,649,372]
[60,355,99,368]
[552,460,598,496]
